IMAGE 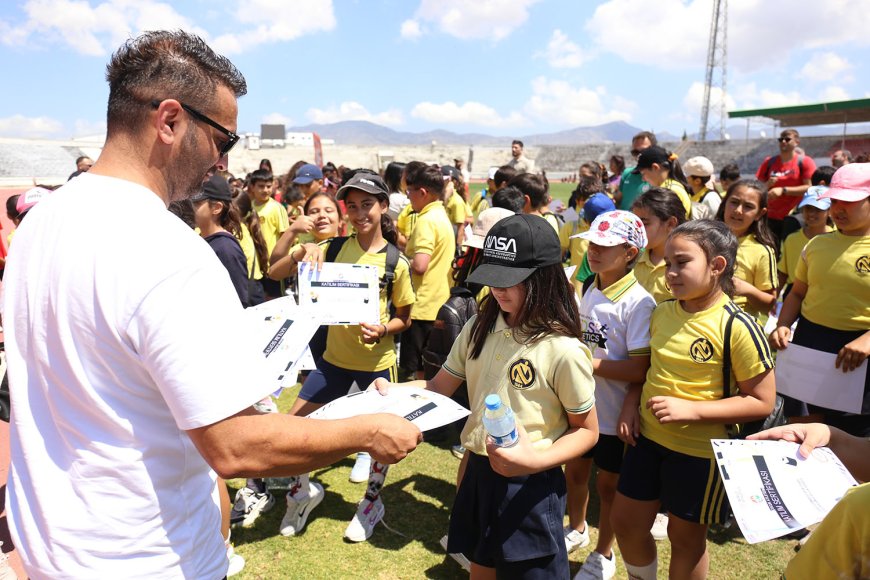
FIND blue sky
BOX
[1,0,869,140]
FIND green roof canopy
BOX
[728,98,870,126]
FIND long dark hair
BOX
[668,219,738,297]
[210,199,242,238]
[715,179,778,255]
[468,264,584,359]
[452,247,484,296]
[234,191,269,277]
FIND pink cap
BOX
[820,163,870,202]
[16,186,51,215]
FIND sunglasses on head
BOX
[151,99,239,157]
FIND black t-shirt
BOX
[205,231,249,307]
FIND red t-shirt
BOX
[755,155,817,220]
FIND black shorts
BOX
[399,320,434,372]
[783,316,870,436]
[581,433,626,474]
[447,453,569,578]
[617,435,729,525]
[297,359,397,405]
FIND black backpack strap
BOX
[721,306,737,399]
[382,242,400,298]
[581,274,596,297]
[324,236,348,263]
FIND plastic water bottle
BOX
[483,394,518,447]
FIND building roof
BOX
[728,98,870,127]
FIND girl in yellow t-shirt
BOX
[633,146,693,218]
[611,219,776,580]
[716,179,779,320]
[631,187,687,303]
[280,173,416,544]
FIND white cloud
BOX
[537,29,587,68]
[587,0,870,73]
[306,102,403,126]
[73,119,107,138]
[411,101,526,127]
[406,0,541,41]
[400,19,422,40]
[798,52,853,83]
[732,82,802,109]
[212,0,336,55]
[818,86,850,102]
[262,113,293,126]
[682,81,737,116]
[0,0,204,55]
[0,114,64,138]
[522,77,635,126]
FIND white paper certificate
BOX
[307,387,471,432]
[245,296,321,389]
[775,343,867,413]
[711,439,858,544]
[298,261,380,325]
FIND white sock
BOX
[290,473,310,499]
[624,556,657,580]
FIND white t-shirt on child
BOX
[2,173,274,579]
[579,272,655,435]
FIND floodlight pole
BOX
[699,0,728,142]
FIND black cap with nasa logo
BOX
[466,213,562,288]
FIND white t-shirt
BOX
[578,272,655,435]
[2,173,274,579]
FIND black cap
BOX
[441,165,460,181]
[633,146,671,173]
[191,175,232,202]
[466,214,562,288]
[335,172,390,201]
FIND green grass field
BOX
[227,386,797,579]
[467,181,576,208]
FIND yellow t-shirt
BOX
[795,231,870,331]
[444,191,467,225]
[640,296,774,458]
[784,482,870,580]
[444,313,595,455]
[470,190,490,218]
[253,198,289,255]
[733,234,777,320]
[559,220,590,295]
[319,237,416,372]
[397,204,417,240]
[662,178,692,218]
[634,250,672,304]
[542,212,560,234]
[238,223,262,281]
[405,200,456,321]
[778,227,833,286]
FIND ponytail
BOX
[216,200,242,239]
[234,192,270,277]
[666,154,691,193]
[380,213,398,246]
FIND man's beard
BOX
[166,127,212,204]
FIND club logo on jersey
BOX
[509,358,536,389]
[581,320,608,349]
[856,255,870,274]
[689,338,714,363]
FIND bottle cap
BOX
[484,394,502,410]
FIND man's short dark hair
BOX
[105,30,247,135]
[404,161,444,198]
[781,128,799,139]
[811,165,836,186]
[632,131,657,147]
[493,165,518,187]
[249,169,273,184]
[512,139,524,149]
[491,185,525,214]
[75,155,91,165]
[719,163,740,182]
[508,173,549,209]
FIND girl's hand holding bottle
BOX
[485,423,543,478]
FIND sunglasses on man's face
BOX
[151,99,239,157]
[777,137,793,143]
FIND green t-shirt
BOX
[618,167,649,211]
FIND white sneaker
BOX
[651,513,669,541]
[226,543,245,577]
[349,452,372,483]
[344,497,385,542]
[230,487,275,528]
[439,534,471,572]
[564,523,590,553]
[574,550,616,580]
[279,482,324,537]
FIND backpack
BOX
[762,154,804,181]
[421,286,478,380]
[721,307,785,438]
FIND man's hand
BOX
[364,414,422,464]
[747,423,831,459]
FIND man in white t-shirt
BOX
[2,30,421,580]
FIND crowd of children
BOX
[17,141,860,579]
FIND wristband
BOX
[380,324,387,338]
